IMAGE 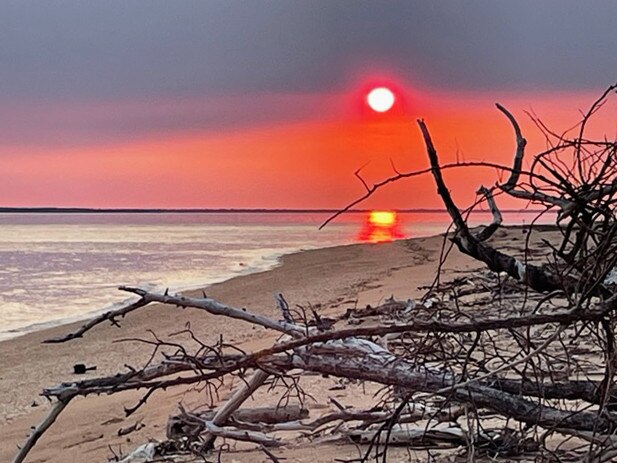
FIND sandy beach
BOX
[0,227,539,462]
[2,2,615,461]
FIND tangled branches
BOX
[12,84,617,463]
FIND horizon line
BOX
[0,206,556,214]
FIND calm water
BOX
[0,211,551,340]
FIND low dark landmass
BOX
[0,206,552,214]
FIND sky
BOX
[1,1,616,209]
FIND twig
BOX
[12,396,74,463]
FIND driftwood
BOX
[12,398,72,463]
[201,404,309,425]
[227,406,435,433]
[198,369,271,450]
[203,422,282,447]
[167,404,309,439]
[348,426,465,447]
[12,85,617,463]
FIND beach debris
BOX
[167,405,308,440]
[117,420,145,437]
[348,424,465,447]
[102,417,124,425]
[275,292,293,324]
[116,442,157,463]
[328,383,346,391]
[73,363,97,374]
[12,398,72,463]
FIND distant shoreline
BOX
[0,207,554,214]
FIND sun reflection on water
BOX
[357,210,404,243]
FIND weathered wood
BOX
[490,378,615,405]
[119,286,304,336]
[200,369,271,450]
[229,406,440,433]
[41,293,617,402]
[167,404,309,439]
[203,422,282,447]
[45,286,305,344]
[348,426,466,447]
[341,300,409,320]
[269,339,617,433]
[275,292,293,324]
[218,404,309,424]
[418,118,583,295]
[12,397,73,463]
[475,185,503,241]
[43,297,148,343]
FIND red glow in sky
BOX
[0,85,614,209]
[2,3,616,210]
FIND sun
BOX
[367,87,395,113]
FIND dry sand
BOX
[0,228,537,462]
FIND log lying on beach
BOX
[348,425,466,447]
[269,339,617,434]
[167,404,309,439]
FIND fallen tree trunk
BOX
[348,425,465,447]
[266,339,617,433]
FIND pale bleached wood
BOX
[228,405,435,433]
[204,421,281,447]
[474,185,503,241]
[200,369,271,449]
[169,404,308,435]
[45,286,304,344]
[119,286,303,336]
[348,426,466,446]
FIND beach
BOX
[2,3,614,461]
[0,226,543,463]
[0,232,445,461]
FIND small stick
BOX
[12,396,73,463]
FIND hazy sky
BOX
[1,1,616,208]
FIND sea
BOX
[0,211,553,341]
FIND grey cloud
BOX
[1,0,616,105]
[0,94,338,148]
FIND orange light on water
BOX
[358,210,404,243]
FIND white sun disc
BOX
[367,87,395,112]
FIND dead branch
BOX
[203,422,282,447]
[12,396,73,463]
[43,297,149,343]
[199,369,271,450]
[348,425,465,447]
[475,186,503,242]
[45,286,303,344]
